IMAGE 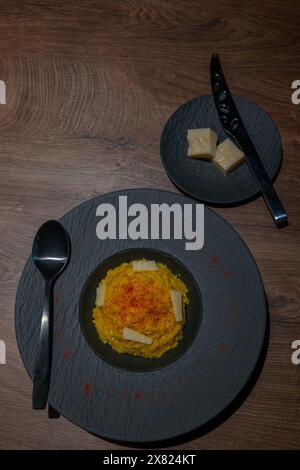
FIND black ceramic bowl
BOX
[79,248,202,373]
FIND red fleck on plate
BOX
[15,189,267,444]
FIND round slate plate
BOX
[15,189,267,443]
[160,95,282,205]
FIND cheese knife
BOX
[210,53,288,226]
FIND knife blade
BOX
[210,53,287,226]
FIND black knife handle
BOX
[32,280,53,410]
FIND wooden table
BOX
[0,0,299,450]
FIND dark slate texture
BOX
[15,189,267,442]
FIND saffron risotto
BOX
[92,260,189,358]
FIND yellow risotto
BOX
[92,260,189,358]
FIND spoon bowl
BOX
[32,220,70,280]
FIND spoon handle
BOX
[32,280,53,409]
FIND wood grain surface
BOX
[0,0,299,450]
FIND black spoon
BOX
[32,220,70,410]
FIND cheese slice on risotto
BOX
[123,327,153,344]
[132,260,158,272]
[170,289,183,322]
[95,282,106,307]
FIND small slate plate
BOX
[160,95,282,205]
[15,189,267,443]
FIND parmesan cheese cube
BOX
[187,128,218,160]
[123,327,153,345]
[95,282,106,307]
[212,138,245,175]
